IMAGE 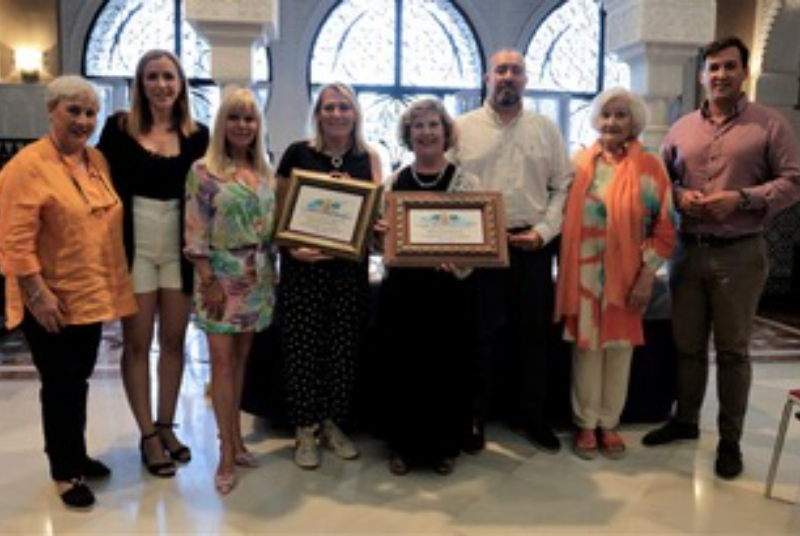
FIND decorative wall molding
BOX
[604,0,715,150]
[605,0,716,55]
[753,1,800,295]
[186,0,279,41]
[758,1,800,73]
[186,0,280,85]
[754,0,782,72]
[754,1,800,107]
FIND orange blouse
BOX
[0,137,137,329]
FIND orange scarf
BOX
[555,140,665,319]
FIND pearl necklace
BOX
[410,164,448,189]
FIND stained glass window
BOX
[525,0,630,153]
[311,0,482,172]
[84,0,270,128]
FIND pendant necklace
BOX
[331,154,343,169]
[410,164,448,189]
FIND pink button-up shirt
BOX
[661,95,800,237]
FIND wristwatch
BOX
[737,189,751,210]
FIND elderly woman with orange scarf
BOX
[555,87,675,460]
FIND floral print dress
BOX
[184,160,276,334]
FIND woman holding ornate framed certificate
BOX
[275,82,383,470]
[377,98,480,476]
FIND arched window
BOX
[84,0,270,129]
[525,0,630,153]
[310,0,482,172]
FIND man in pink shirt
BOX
[642,37,800,479]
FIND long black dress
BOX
[276,141,373,428]
[378,164,475,465]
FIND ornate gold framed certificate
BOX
[275,169,383,261]
[383,191,509,268]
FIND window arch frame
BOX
[522,0,630,153]
[307,0,485,172]
[81,0,273,133]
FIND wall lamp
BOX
[15,48,43,83]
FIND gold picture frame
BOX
[383,191,509,268]
[275,169,383,261]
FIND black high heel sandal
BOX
[155,421,192,463]
[140,430,177,478]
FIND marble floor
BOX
[1,322,800,535]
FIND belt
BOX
[679,233,756,247]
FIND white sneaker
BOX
[320,419,360,460]
[294,426,320,469]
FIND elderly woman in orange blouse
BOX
[0,76,137,510]
[555,88,675,460]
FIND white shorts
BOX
[131,197,183,293]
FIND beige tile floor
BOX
[1,321,800,535]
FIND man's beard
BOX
[494,86,521,108]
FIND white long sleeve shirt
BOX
[454,102,573,244]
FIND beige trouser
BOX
[571,346,634,430]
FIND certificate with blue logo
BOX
[276,169,382,261]
[384,191,508,268]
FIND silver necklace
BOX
[410,164,448,189]
[331,154,343,169]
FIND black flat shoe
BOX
[140,430,177,478]
[389,454,410,476]
[59,479,95,510]
[82,458,111,480]
[433,457,455,476]
[462,419,485,455]
[525,423,561,454]
[155,421,192,463]
[642,420,699,446]
[715,439,743,480]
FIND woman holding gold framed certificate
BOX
[275,82,382,470]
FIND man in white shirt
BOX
[454,48,573,453]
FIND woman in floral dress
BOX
[184,88,276,494]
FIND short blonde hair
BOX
[397,98,458,151]
[46,75,99,111]
[589,87,648,139]
[309,82,369,155]
[205,86,271,180]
